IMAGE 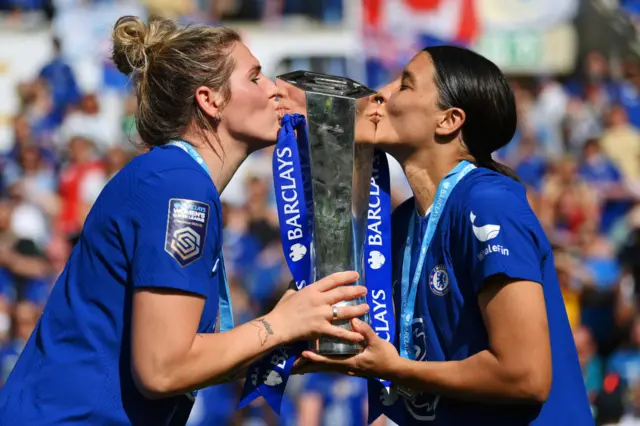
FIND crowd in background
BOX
[3,1,640,425]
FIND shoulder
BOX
[449,169,550,254]
[453,169,536,225]
[132,145,209,177]
[125,148,221,222]
[131,147,215,194]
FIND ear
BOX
[194,86,225,120]
[435,107,465,138]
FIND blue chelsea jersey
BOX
[390,168,592,425]
[0,145,224,425]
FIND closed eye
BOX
[249,65,262,84]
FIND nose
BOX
[274,85,286,102]
[267,76,279,100]
[372,90,388,106]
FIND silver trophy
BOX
[276,71,377,355]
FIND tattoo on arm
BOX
[251,318,274,346]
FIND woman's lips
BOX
[368,112,381,124]
[276,106,289,120]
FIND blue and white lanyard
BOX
[168,140,234,333]
[399,160,476,359]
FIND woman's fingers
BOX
[322,324,366,343]
[328,304,369,321]
[314,271,359,292]
[323,285,367,306]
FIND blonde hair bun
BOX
[111,15,177,76]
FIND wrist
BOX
[385,355,411,383]
[262,311,287,347]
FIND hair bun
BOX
[112,16,149,76]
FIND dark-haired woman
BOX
[302,46,593,425]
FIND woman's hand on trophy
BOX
[298,318,402,379]
[267,271,369,345]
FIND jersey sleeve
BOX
[458,182,544,294]
[128,168,220,297]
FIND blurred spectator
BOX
[556,249,588,329]
[574,325,604,405]
[56,136,105,240]
[20,79,59,149]
[563,96,603,155]
[619,61,640,130]
[531,78,569,158]
[595,373,626,426]
[0,300,40,386]
[0,0,54,20]
[607,316,640,386]
[619,209,640,310]
[577,221,622,349]
[566,51,621,110]
[600,105,640,186]
[57,94,114,152]
[539,157,599,243]
[619,380,640,424]
[298,373,368,426]
[512,136,548,193]
[0,297,11,350]
[186,382,242,426]
[577,221,620,291]
[0,195,50,288]
[142,0,195,20]
[38,37,81,119]
[245,175,279,249]
[579,138,633,233]
[3,144,59,223]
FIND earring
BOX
[215,112,222,122]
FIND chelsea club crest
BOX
[429,264,449,296]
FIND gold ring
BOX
[332,306,339,321]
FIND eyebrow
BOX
[248,65,262,76]
[401,70,415,84]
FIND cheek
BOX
[387,94,435,139]
[385,95,415,134]
[228,86,270,121]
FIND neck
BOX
[179,129,250,194]
[401,145,462,217]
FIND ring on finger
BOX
[332,305,339,321]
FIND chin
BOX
[370,136,405,159]
[247,127,279,152]
[355,123,377,146]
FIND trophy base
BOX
[314,335,365,355]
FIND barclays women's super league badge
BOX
[165,198,209,267]
[429,264,449,296]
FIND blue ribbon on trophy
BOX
[239,113,313,412]
[364,151,397,425]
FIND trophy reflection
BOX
[276,71,377,355]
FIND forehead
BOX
[230,41,259,70]
[404,52,435,88]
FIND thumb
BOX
[351,318,377,341]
